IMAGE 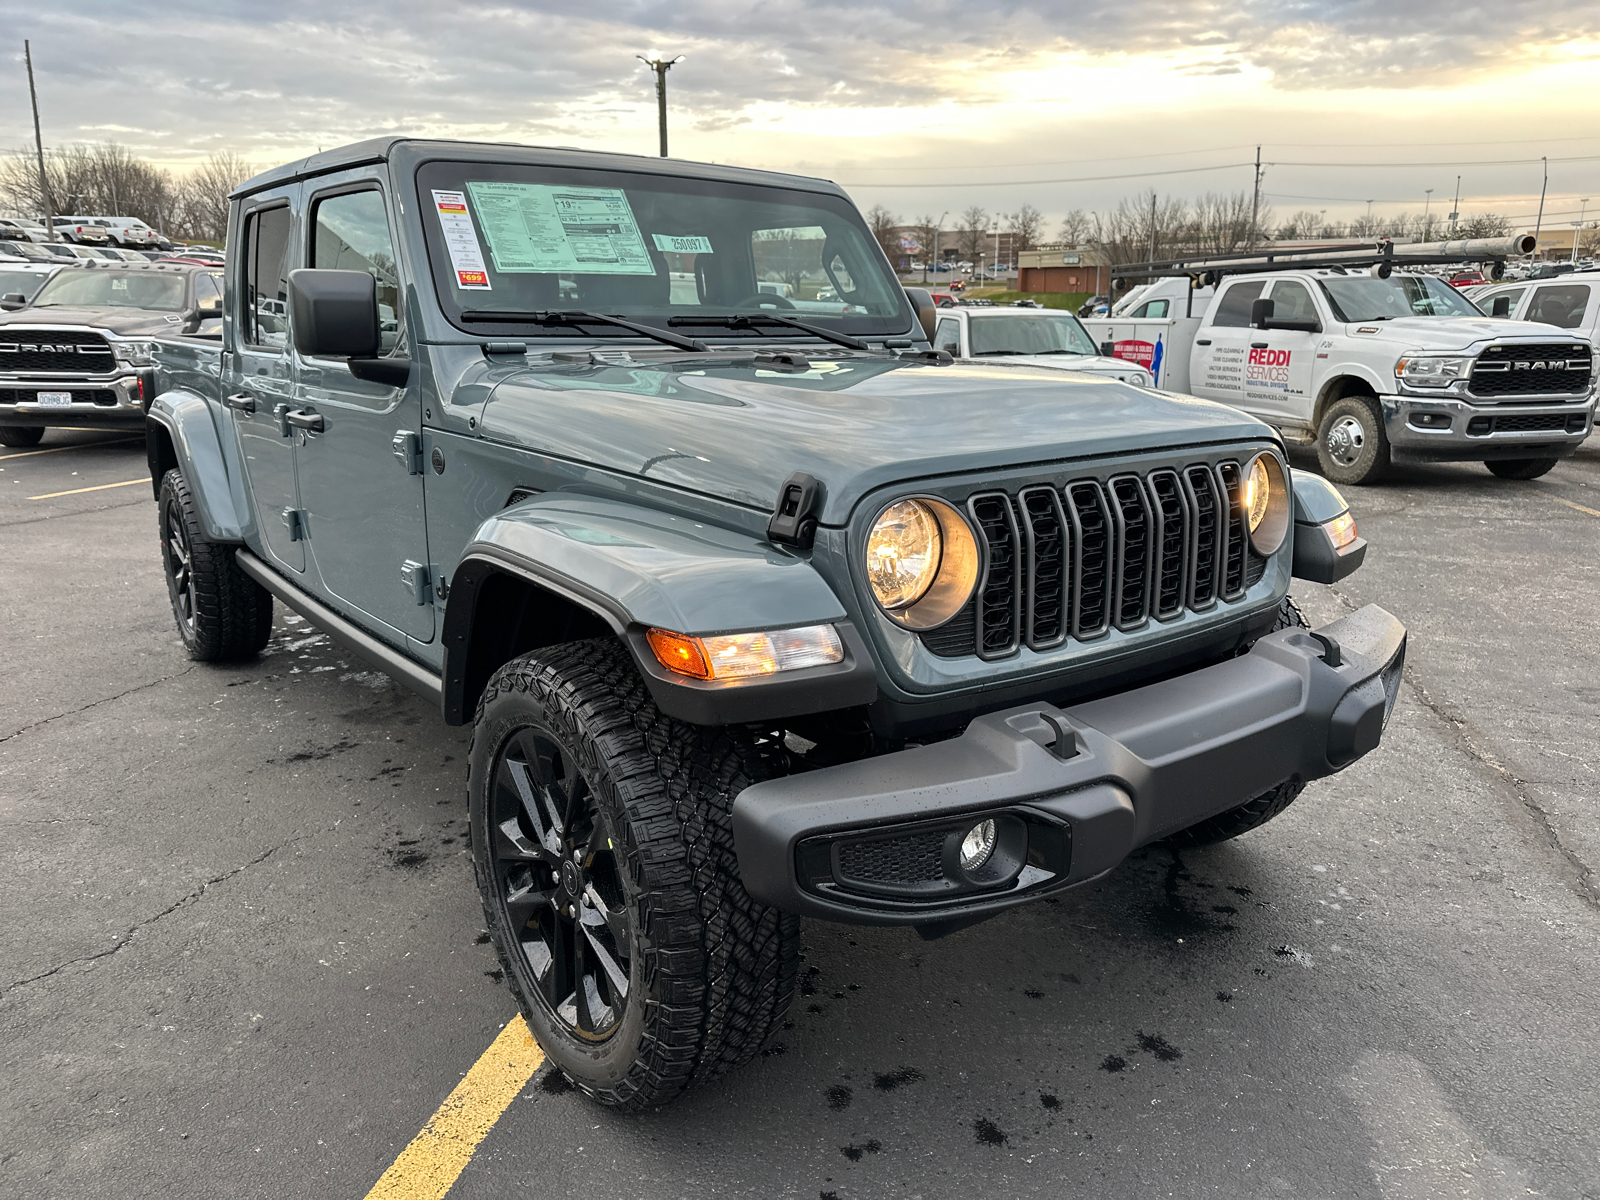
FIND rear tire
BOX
[1484,457,1559,480]
[0,426,45,448]
[1166,597,1309,847]
[1316,394,1390,485]
[157,468,273,661]
[469,639,800,1109]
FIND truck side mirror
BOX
[1100,341,1115,357]
[0,292,26,310]
[1491,296,1511,317]
[288,268,380,359]
[1250,297,1275,328]
[903,287,937,342]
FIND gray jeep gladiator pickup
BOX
[144,137,1406,1109]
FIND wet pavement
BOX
[2,429,1597,1198]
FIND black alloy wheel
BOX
[162,494,198,638]
[156,468,273,661]
[488,724,633,1042]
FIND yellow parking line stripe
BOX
[0,437,140,461]
[28,478,148,500]
[1550,495,1600,519]
[364,1016,545,1200]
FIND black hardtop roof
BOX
[233,137,848,202]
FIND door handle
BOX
[1196,339,1211,346]
[284,408,325,433]
[1250,341,1269,349]
[222,392,256,413]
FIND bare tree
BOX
[1453,211,1512,239]
[1056,208,1090,246]
[865,203,903,266]
[1003,204,1043,252]
[908,212,940,271]
[173,151,254,242]
[1189,191,1258,255]
[956,204,989,261]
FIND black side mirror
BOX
[289,268,380,358]
[1100,341,1115,357]
[1491,296,1511,317]
[903,286,937,342]
[1250,297,1275,328]
[0,292,26,310]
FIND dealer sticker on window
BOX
[465,182,655,276]
[431,190,492,290]
[651,234,713,255]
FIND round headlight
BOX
[864,497,981,629]
[1243,453,1289,556]
[866,499,942,610]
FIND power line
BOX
[847,160,1254,188]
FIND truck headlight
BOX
[111,340,156,367]
[1395,354,1471,387]
[865,497,979,629]
[1243,453,1290,555]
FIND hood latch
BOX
[768,471,823,550]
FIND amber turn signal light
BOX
[646,628,712,680]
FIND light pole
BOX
[636,56,683,158]
[1572,199,1589,264]
[925,210,945,285]
[1449,175,1460,236]
[1423,188,1433,241]
[1533,156,1548,260]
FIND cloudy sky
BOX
[5,1,1600,231]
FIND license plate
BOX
[35,392,73,407]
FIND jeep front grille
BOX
[924,461,1270,660]
[0,329,116,375]
[1468,342,1592,398]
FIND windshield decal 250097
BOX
[432,190,491,289]
[465,182,655,276]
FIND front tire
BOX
[157,468,273,661]
[1485,457,1559,480]
[469,639,800,1109]
[0,426,45,448]
[1316,394,1391,485]
[1167,597,1309,847]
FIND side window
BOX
[1268,280,1318,321]
[934,317,960,354]
[311,189,403,355]
[193,271,222,314]
[243,206,292,349]
[1523,284,1590,330]
[1211,280,1266,327]
[1132,298,1169,318]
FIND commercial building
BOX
[1017,245,1111,295]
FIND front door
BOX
[1244,278,1322,431]
[1190,279,1265,411]
[292,176,434,643]
[229,194,303,572]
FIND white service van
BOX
[1087,263,1596,483]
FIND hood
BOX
[1344,316,1579,350]
[478,354,1271,523]
[0,306,196,337]
[966,353,1151,381]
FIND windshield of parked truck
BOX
[967,313,1099,357]
[1317,274,1481,322]
[416,160,910,338]
[0,269,53,301]
[29,269,186,311]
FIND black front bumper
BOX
[731,604,1406,926]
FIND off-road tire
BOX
[1166,597,1310,847]
[469,638,801,1109]
[1316,393,1391,486]
[0,426,45,447]
[1484,456,1559,480]
[157,468,273,661]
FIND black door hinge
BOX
[768,471,823,550]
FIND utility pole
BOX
[1248,145,1262,249]
[1571,199,1589,265]
[636,56,682,158]
[1148,192,1158,262]
[1532,156,1548,260]
[1423,188,1433,241]
[25,40,53,234]
[1449,175,1460,236]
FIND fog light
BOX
[959,820,997,871]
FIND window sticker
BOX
[465,182,655,276]
[651,233,713,254]
[432,190,491,289]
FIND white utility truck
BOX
[1085,238,1597,483]
[930,304,1155,386]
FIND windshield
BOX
[0,269,51,301]
[31,270,186,311]
[967,313,1099,356]
[417,160,910,339]
[1317,274,1481,322]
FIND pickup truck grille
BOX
[0,329,116,375]
[1468,342,1591,398]
[920,460,1270,660]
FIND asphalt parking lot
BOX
[3,429,1599,1199]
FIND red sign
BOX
[457,269,488,287]
[1248,347,1292,367]
[1112,339,1154,366]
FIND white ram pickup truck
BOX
[931,305,1155,386]
[1088,269,1597,483]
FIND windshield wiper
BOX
[459,309,708,353]
[667,312,873,353]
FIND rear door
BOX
[292,173,433,643]
[1189,279,1266,409]
[228,192,303,572]
[1520,282,1595,331]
